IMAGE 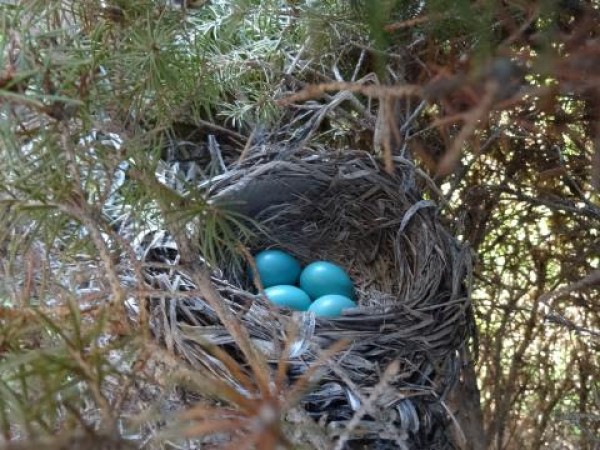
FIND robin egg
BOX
[299,261,354,300]
[253,249,301,288]
[264,285,312,311]
[308,294,357,318]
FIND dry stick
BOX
[384,15,432,32]
[333,74,379,123]
[383,98,402,175]
[297,91,360,149]
[285,39,308,76]
[236,126,259,165]
[284,70,378,126]
[443,128,504,203]
[19,248,36,306]
[436,81,499,176]
[538,269,600,337]
[427,85,548,131]
[487,186,600,220]
[351,48,367,82]
[373,96,385,158]
[282,79,412,175]
[499,6,540,48]
[544,315,600,338]
[539,269,600,304]
[397,98,427,157]
[194,118,246,144]
[383,158,450,208]
[279,82,422,105]
[381,96,396,174]
[400,99,427,135]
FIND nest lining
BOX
[143,148,473,448]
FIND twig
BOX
[194,118,246,144]
[539,269,600,337]
[279,82,422,105]
[351,49,367,82]
[539,269,600,304]
[382,97,396,174]
[208,134,228,173]
[237,126,259,165]
[384,15,431,32]
[444,128,504,203]
[487,186,600,219]
[436,81,498,176]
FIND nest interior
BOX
[145,148,474,449]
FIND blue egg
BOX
[254,249,301,288]
[308,294,357,318]
[264,285,312,311]
[299,261,354,300]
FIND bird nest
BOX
[140,148,474,449]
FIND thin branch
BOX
[278,82,422,105]
[539,269,600,304]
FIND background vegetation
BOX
[0,0,598,449]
